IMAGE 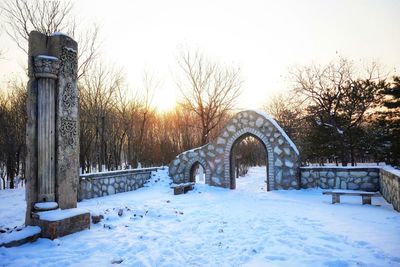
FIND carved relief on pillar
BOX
[60,118,78,149]
[62,82,77,114]
[33,56,60,79]
[60,46,78,78]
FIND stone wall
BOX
[78,168,160,200]
[300,167,380,192]
[380,168,400,212]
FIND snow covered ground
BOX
[1,167,400,266]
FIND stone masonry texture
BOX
[169,110,300,190]
[300,167,381,192]
[380,168,400,212]
[78,168,159,200]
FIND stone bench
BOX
[323,190,380,205]
[171,182,195,195]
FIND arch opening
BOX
[189,161,206,184]
[227,132,272,191]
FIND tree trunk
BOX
[100,116,106,171]
[348,130,356,166]
[338,134,348,166]
[1,177,5,190]
[6,155,15,189]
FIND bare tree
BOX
[135,72,159,164]
[263,93,304,141]
[176,49,242,145]
[1,0,99,79]
[79,63,124,171]
[0,80,27,188]
[1,0,74,53]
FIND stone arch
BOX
[169,110,300,190]
[184,156,211,184]
[223,127,274,190]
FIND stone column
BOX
[34,56,60,202]
[25,31,79,225]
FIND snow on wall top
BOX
[51,32,71,37]
[37,208,89,221]
[37,55,58,60]
[383,166,400,177]
[0,226,41,245]
[251,110,300,155]
[301,165,382,169]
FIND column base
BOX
[34,202,58,211]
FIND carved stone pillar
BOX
[34,55,59,202]
[26,31,79,224]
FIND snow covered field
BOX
[1,167,400,266]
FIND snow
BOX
[301,165,382,169]
[170,182,194,187]
[0,188,25,229]
[65,47,77,53]
[252,110,300,155]
[0,226,41,245]
[180,144,207,155]
[383,166,400,177]
[34,202,58,211]
[80,166,161,178]
[37,208,89,222]
[325,189,378,194]
[0,167,400,266]
[51,32,70,37]
[36,55,58,60]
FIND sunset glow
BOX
[0,0,399,111]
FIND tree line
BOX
[0,0,399,189]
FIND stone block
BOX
[285,160,294,168]
[207,152,216,158]
[337,171,349,178]
[216,147,224,154]
[107,185,115,195]
[350,171,368,178]
[211,176,221,185]
[274,146,282,155]
[91,214,104,224]
[369,171,379,177]
[0,226,41,248]
[347,183,359,190]
[227,125,236,132]
[327,172,335,178]
[33,209,90,240]
[255,117,264,127]
[275,158,283,167]
[360,183,376,192]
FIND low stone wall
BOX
[380,168,400,212]
[78,168,160,200]
[300,167,380,192]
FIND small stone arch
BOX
[169,110,300,190]
[184,156,211,184]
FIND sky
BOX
[0,0,399,111]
